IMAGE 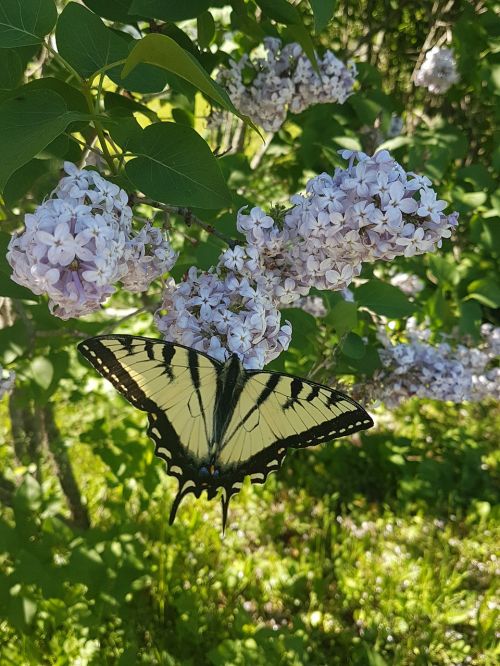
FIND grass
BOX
[0,391,498,665]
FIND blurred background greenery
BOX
[0,0,499,664]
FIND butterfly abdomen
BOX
[213,354,247,446]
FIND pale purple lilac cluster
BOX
[227,150,458,306]
[374,321,500,406]
[213,37,356,132]
[0,366,15,400]
[154,268,292,369]
[415,47,459,94]
[7,163,177,319]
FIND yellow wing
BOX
[77,335,220,463]
[219,372,372,470]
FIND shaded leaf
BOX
[355,280,416,318]
[326,300,358,337]
[308,0,336,33]
[57,3,168,92]
[197,11,216,49]
[125,122,232,209]
[129,0,213,21]
[0,0,57,48]
[341,332,365,359]
[83,0,137,22]
[0,49,23,90]
[0,88,84,191]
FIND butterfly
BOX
[78,335,374,532]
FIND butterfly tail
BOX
[220,488,234,535]
[169,482,193,525]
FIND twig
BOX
[43,402,91,530]
[131,196,237,249]
[25,45,49,79]
[101,305,156,334]
[409,0,456,84]
[250,132,274,170]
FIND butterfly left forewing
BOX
[78,335,222,520]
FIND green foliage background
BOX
[0,0,498,664]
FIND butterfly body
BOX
[78,335,373,531]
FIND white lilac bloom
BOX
[154,267,292,369]
[295,295,327,318]
[233,149,458,304]
[415,47,459,94]
[0,366,15,399]
[369,320,500,406]
[389,272,425,296]
[7,163,177,319]
[210,38,356,132]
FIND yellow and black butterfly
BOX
[78,335,373,531]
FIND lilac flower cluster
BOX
[7,164,177,319]
[154,150,457,367]
[373,321,500,406]
[229,150,458,305]
[154,267,292,369]
[415,47,459,94]
[0,366,15,399]
[213,38,356,132]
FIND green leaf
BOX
[197,10,216,49]
[349,94,382,125]
[0,88,84,191]
[256,0,300,24]
[105,115,143,152]
[0,0,57,47]
[467,278,500,308]
[104,91,158,121]
[282,307,317,354]
[83,0,136,22]
[56,3,168,93]
[122,34,254,127]
[56,3,125,79]
[459,300,482,338]
[125,122,232,209]
[0,50,23,90]
[30,356,54,390]
[326,300,358,337]
[341,332,365,359]
[8,596,38,632]
[3,158,48,206]
[308,0,336,33]
[355,280,416,318]
[129,0,212,21]
[20,77,88,115]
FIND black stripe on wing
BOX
[78,336,163,413]
[246,370,374,449]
